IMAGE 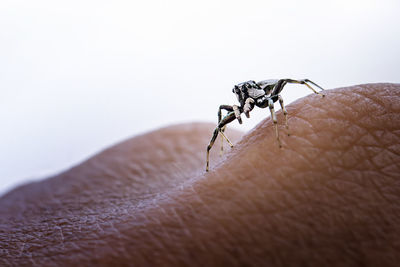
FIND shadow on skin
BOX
[0,83,400,266]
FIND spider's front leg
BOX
[206,111,237,172]
[217,105,233,155]
[218,105,233,123]
[217,105,243,155]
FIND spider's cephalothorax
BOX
[206,78,325,172]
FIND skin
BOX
[1,83,400,266]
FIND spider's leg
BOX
[218,112,236,148]
[218,105,234,123]
[206,128,219,172]
[218,105,234,156]
[278,95,290,136]
[268,98,282,148]
[206,111,236,172]
[284,79,325,97]
[220,125,227,156]
[302,79,325,91]
[219,128,234,147]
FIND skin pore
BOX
[0,83,399,266]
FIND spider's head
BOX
[232,85,242,103]
[232,80,258,104]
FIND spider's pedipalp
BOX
[243,98,255,118]
[233,105,242,124]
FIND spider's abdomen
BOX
[258,79,279,87]
[257,79,279,94]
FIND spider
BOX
[206,78,325,172]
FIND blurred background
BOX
[1,0,399,195]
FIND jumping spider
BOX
[206,78,325,172]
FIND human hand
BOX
[1,83,399,266]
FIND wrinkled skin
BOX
[1,83,400,266]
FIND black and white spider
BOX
[206,78,325,172]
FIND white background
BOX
[1,0,399,195]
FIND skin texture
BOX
[1,83,400,266]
